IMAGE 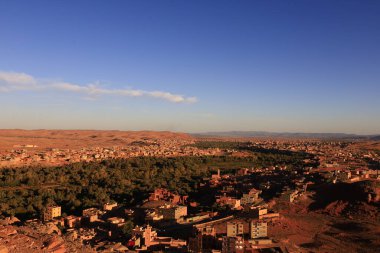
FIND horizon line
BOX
[0,128,378,136]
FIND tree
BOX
[121,220,134,237]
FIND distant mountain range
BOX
[192,131,380,140]
[371,135,380,141]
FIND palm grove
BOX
[0,142,312,219]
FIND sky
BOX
[0,0,379,134]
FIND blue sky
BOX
[0,0,379,134]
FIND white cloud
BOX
[52,82,85,92]
[0,71,197,104]
[0,71,36,84]
[148,91,196,103]
[0,71,39,90]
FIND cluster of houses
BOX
[36,201,189,252]
[311,166,380,183]
[0,140,220,168]
[27,159,376,253]
[187,206,281,253]
[1,138,380,252]
[2,139,379,174]
[248,140,379,169]
[32,175,285,252]
[128,225,187,251]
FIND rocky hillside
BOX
[309,180,380,217]
[0,222,93,253]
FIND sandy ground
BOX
[270,195,380,253]
[0,129,192,151]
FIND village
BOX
[0,138,379,253]
[1,139,379,171]
[0,139,221,168]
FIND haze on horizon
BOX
[0,1,379,135]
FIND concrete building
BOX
[103,202,118,211]
[226,222,244,237]
[65,215,82,228]
[159,205,187,221]
[132,225,186,249]
[43,206,61,221]
[216,195,241,209]
[222,236,244,253]
[338,170,352,181]
[148,188,188,205]
[211,169,221,180]
[240,188,261,206]
[107,217,125,227]
[250,221,267,239]
[251,207,268,218]
[282,190,298,203]
[189,226,218,253]
[132,225,157,247]
[82,208,100,222]
[240,194,255,206]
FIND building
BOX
[226,222,244,237]
[222,236,244,253]
[216,195,241,209]
[159,205,187,221]
[132,225,157,247]
[185,212,214,223]
[65,215,82,228]
[236,168,249,176]
[251,207,268,218]
[338,170,352,181]
[132,225,186,249]
[43,206,61,221]
[146,210,164,222]
[211,169,221,180]
[189,226,218,253]
[240,188,261,206]
[281,190,298,203]
[148,188,188,205]
[199,225,216,236]
[103,202,118,211]
[240,194,256,206]
[107,217,125,227]
[250,221,267,239]
[78,228,96,242]
[82,208,100,222]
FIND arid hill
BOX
[271,182,380,252]
[0,223,94,253]
[0,129,193,151]
[309,180,380,218]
